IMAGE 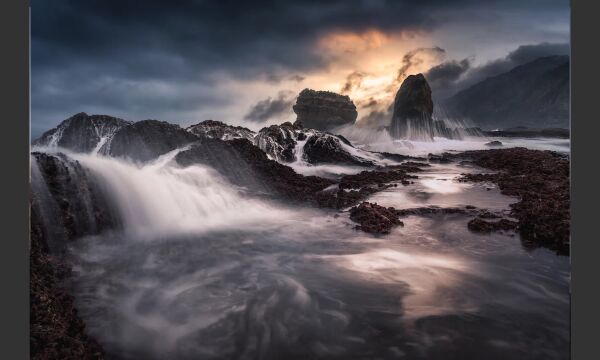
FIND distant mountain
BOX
[443,55,569,129]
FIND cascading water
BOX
[31,146,291,244]
[68,148,287,238]
[30,140,570,360]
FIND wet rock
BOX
[455,147,570,255]
[303,133,374,166]
[395,206,472,217]
[254,121,374,166]
[105,120,199,162]
[373,152,425,162]
[339,167,420,190]
[390,74,434,140]
[293,89,358,131]
[31,152,119,252]
[253,122,302,162]
[176,138,337,205]
[33,112,131,153]
[428,152,453,164]
[485,140,503,147]
[349,202,404,234]
[468,218,518,233]
[30,206,105,360]
[186,120,255,141]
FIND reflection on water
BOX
[367,163,516,211]
[66,161,569,360]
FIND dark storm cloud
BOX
[425,58,471,87]
[31,0,570,135]
[243,91,295,123]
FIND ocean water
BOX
[41,148,571,360]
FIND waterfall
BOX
[31,148,288,244]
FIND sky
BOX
[31,0,570,138]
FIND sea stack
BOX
[292,89,358,131]
[390,74,435,141]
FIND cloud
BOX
[426,58,471,87]
[394,47,446,83]
[340,71,367,94]
[31,1,569,134]
[243,91,295,123]
[430,42,569,100]
[289,75,306,83]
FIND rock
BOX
[254,122,302,162]
[339,165,422,190]
[390,74,435,141]
[395,206,473,217]
[293,89,358,131]
[104,120,199,162]
[33,112,131,153]
[468,218,518,233]
[485,140,503,147]
[455,147,570,255]
[31,152,118,252]
[254,121,374,166]
[349,202,404,234]
[303,133,374,166]
[186,120,255,141]
[30,215,105,359]
[428,152,453,164]
[175,138,338,205]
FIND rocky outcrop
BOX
[456,147,570,255]
[302,133,374,166]
[175,138,337,203]
[253,122,301,162]
[254,121,374,166]
[103,120,199,162]
[349,202,403,234]
[390,74,435,141]
[485,141,503,147]
[186,120,255,141]
[467,218,518,233]
[33,112,131,153]
[30,206,104,359]
[31,152,118,253]
[292,89,358,131]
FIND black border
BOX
[1,0,598,359]
[571,0,599,359]
[1,0,30,358]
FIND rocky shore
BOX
[456,147,570,255]
[30,207,104,360]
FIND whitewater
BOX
[30,139,570,360]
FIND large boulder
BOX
[292,89,358,131]
[254,121,374,166]
[103,120,199,162]
[33,112,131,153]
[186,120,255,141]
[302,133,374,166]
[389,74,435,141]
